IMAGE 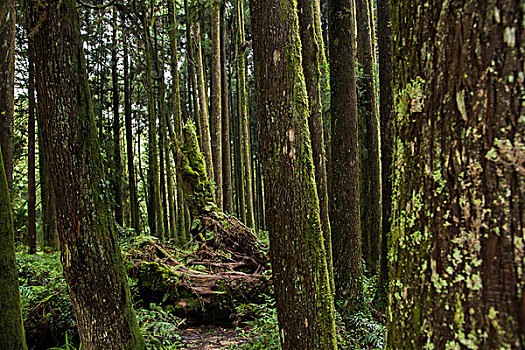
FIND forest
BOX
[0,0,523,349]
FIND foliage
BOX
[135,303,184,349]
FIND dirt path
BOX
[178,326,246,349]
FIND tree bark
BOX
[221,3,233,214]
[28,39,37,254]
[112,7,124,226]
[250,0,337,348]
[356,0,381,275]
[122,14,141,234]
[388,1,525,348]
[0,0,15,197]
[297,0,334,294]
[236,0,254,228]
[373,0,392,312]
[144,14,163,239]
[28,0,146,347]
[211,0,223,208]
[328,0,362,311]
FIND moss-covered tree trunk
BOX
[0,0,14,196]
[328,0,362,310]
[234,18,246,223]
[27,40,37,254]
[373,0,392,312]
[123,14,141,234]
[111,8,124,227]
[211,0,223,208]
[356,0,381,276]
[1,0,27,345]
[0,147,27,349]
[250,0,337,348]
[297,0,335,295]
[28,0,146,348]
[388,1,525,348]
[144,14,163,239]
[221,3,233,215]
[236,0,255,228]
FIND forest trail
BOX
[178,326,245,349]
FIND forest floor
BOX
[178,325,245,349]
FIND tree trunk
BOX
[0,0,27,346]
[356,0,381,275]
[373,0,392,312]
[27,40,37,254]
[144,15,163,239]
[0,0,15,197]
[0,148,27,349]
[297,0,334,294]
[211,0,223,208]
[193,22,215,187]
[123,14,141,234]
[250,0,337,348]
[167,0,187,243]
[388,1,525,348]
[28,0,146,347]
[221,3,233,214]
[328,0,362,310]
[236,0,254,228]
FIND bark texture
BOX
[211,0,223,208]
[28,0,146,348]
[374,0,392,312]
[251,0,337,348]
[328,0,362,309]
[28,41,37,254]
[297,0,334,294]
[221,3,233,214]
[356,0,381,275]
[0,0,14,195]
[388,1,525,348]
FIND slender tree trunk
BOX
[0,0,27,346]
[167,0,187,243]
[234,33,246,222]
[123,15,141,234]
[39,128,59,249]
[297,0,334,294]
[185,0,200,133]
[251,0,337,348]
[193,22,215,186]
[328,0,362,310]
[388,1,525,348]
[112,7,124,226]
[356,0,381,275]
[144,15,163,239]
[221,3,233,214]
[211,0,223,208]
[28,0,146,347]
[0,0,15,197]
[27,40,37,254]
[236,0,254,227]
[373,0,392,312]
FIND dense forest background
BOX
[0,0,523,349]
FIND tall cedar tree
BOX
[373,0,392,312]
[27,0,146,347]
[27,40,37,254]
[210,0,223,207]
[0,0,14,195]
[297,0,334,293]
[236,0,254,227]
[250,0,337,348]
[167,0,187,243]
[122,13,141,233]
[221,3,233,214]
[194,21,215,185]
[328,0,362,309]
[356,0,381,275]
[111,8,124,226]
[388,1,525,348]
[0,0,27,346]
[144,13,163,239]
